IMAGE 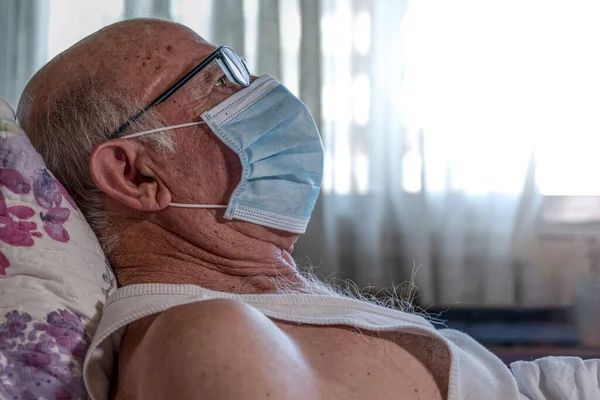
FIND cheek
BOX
[175,131,241,202]
[212,136,242,200]
[209,90,235,108]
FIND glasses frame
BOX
[109,46,250,139]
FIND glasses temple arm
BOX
[110,52,221,139]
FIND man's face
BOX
[111,22,284,240]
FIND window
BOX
[320,0,600,196]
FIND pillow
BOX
[0,98,115,400]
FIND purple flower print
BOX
[40,207,70,243]
[0,189,41,274]
[0,168,31,194]
[7,205,36,219]
[0,310,89,400]
[0,206,42,247]
[0,134,77,274]
[32,334,54,354]
[0,164,40,274]
[46,310,85,333]
[34,310,89,365]
[32,169,73,244]
[0,311,32,341]
[0,218,38,245]
[33,169,76,210]
[34,169,63,208]
[20,347,54,369]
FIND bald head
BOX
[19,19,211,136]
[16,19,219,245]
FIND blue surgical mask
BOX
[119,75,324,234]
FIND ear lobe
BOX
[89,140,172,212]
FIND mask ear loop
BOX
[118,121,206,139]
[169,203,227,208]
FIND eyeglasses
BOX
[109,46,251,139]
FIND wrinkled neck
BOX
[109,219,303,294]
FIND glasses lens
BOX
[221,47,250,86]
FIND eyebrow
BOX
[180,62,222,95]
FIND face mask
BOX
[119,74,324,234]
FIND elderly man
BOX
[16,19,599,400]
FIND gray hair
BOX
[23,74,175,252]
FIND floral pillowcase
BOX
[0,98,115,400]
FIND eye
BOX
[215,77,227,88]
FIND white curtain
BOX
[299,0,599,307]
[2,0,599,308]
[0,0,49,109]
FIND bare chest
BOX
[274,321,450,400]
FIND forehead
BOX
[80,22,218,107]
[131,40,218,104]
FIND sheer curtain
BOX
[303,0,598,307]
[0,0,49,109]
[1,0,598,308]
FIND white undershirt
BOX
[83,284,600,400]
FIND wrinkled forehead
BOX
[100,29,216,105]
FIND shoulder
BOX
[117,299,319,399]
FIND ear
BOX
[89,140,172,212]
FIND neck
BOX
[109,219,304,294]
